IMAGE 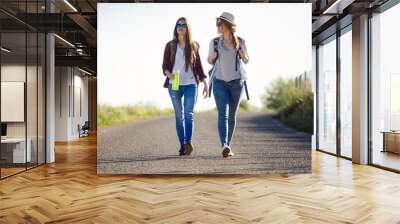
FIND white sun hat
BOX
[217,12,236,26]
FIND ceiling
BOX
[0,0,393,75]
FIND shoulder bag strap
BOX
[208,37,220,97]
[235,37,249,100]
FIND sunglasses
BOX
[176,23,187,29]
[216,19,223,27]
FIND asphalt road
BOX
[97,112,311,174]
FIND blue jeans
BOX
[168,84,198,147]
[213,79,244,147]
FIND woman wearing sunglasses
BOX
[208,12,249,157]
[162,17,209,156]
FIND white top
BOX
[169,45,196,85]
[208,36,248,82]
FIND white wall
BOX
[72,71,89,138]
[55,66,69,141]
[55,66,89,141]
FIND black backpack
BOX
[208,37,249,100]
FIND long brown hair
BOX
[173,17,197,72]
[220,19,239,50]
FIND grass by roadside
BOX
[98,103,173,129]
[99,99,258,129]
[261,72,313,133]
[238,100,259,112]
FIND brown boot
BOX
[179,146,185,156]
[184,143,193,156]
[222,146,234,158]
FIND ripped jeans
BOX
[168,84,198,147]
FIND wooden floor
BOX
[1,134,400,223]
[1,167,26,178]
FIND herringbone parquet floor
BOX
[1,133,400,224]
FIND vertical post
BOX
[25,2,28,170]
[0,22,2,179]
[312,44,318,150]
[336,29,341,156]
[315,44,320,150]
[46,0,55,163]
[367,11,373,165]
[352,14,369,164]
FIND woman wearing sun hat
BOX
[208,12,249,158]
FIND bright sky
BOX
[98,3,311,111]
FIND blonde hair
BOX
[221,19,239,49]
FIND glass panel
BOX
[318,36,337,154]
[340,29,352,158]
[0,1,46,178]
[38,32,45,165]
[1,31,27,177]
[27,30,38,169]
[371,4,400,171]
